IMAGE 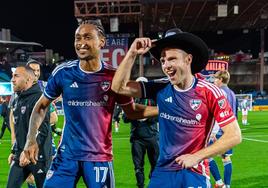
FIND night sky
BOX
[0,0,77,59]
[0,1,266,60]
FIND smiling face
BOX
[74,24,105,61]
[160,48,192,86]
[28,63,40,83]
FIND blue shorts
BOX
[44,154,115,188]
[148,168,210,188]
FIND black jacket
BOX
[123,98,158,140]
[12,83,52,161]
[1,101,9,125]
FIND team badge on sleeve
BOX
[21,106,26,114]
[101,81,111,91]
[190,99,202,110]
[218,98,226,109]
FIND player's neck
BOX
[80,59,101,72]
[174,75,194,91]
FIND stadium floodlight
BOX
[217,30,223,35]
[260,13,268,19]
[217,4,228,17]
[209,16,216,21]
[234,5,239,14]
[110,17,119,32]
[243,29,249,34]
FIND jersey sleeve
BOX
[207,86,236,128]
[114,93,133,106]
[140,78,169,100]
[44,72,63,100]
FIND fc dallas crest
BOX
[21,106,26,114]
[218,98,226,109]
[189,99,202,111]
[100,81,111,91]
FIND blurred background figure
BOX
[209,70,238,188]
[50,100,61,137]
[241,95,250,125]
[113,104,122,133]
[0,96,10,141]
[7,66,51,188]
[26,59,42,84]
[123,77,159,188]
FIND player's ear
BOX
[99,37,106,48]
[185,54,193,64]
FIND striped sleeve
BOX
[44,62,77,100]
[198,80,236,127]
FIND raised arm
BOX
[111,38,153,98]
[23,95,51,164]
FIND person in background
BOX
[26,59,42,85]
[49,101,61,137]
[209,70,238,188]
[123,76,159,188]
[24,58,44,188]
[8,64,37,188]
[113,104,122,133]
[0,96,10,141]
[241,95,250,125]
[6,66,52,188]
[111,28,241,187]
[27,59,61,158]
[26,59,54,188]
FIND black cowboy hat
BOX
[150,28,209,74]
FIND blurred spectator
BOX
[0,96,10,140]
[113,104,122,133]
[241,95,250,125]
[0,58,12,78]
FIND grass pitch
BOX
[0,111,267,187]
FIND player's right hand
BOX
[129,38,154,56]
[19,151,31,167]
[23,139,39,165]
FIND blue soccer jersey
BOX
[44,60,133,161]
[221,85,237,118]
[140,77,236,177]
